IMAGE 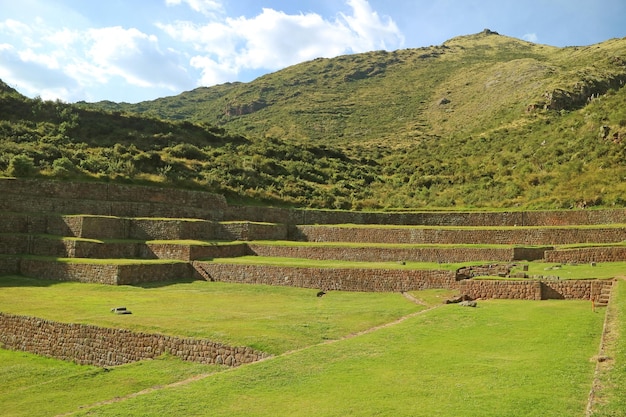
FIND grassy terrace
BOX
[301,223,626,230]
[206,255,487,271]
[17,255,187,265]
[248,240,524,249]
[2,278,621,417]
[509,261,626,280]
[0,275,427,354]
[204,256,626,279]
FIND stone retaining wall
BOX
[0,312,269,367]
[459,280,542,300]
[545,247,626,263]
[293,225,626,246]
[458,279,613,301]
[0,256,20,275]
[19,259,193,285]
[3,178,626,228]
[214,222,289,241]
[226,205,626,226]
[248,245,548,262]
[0,178,227,220]
[0,234,250,261]
[193,262,458,292]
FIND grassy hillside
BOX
[88,30,626,146]
[3,30,626,209]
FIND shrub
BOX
[52,157,77,178]
[7,154,36,177]
[167,143,207,160]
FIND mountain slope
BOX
[4,31,626,210]
[86,30,626,148]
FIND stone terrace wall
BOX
[194,262,457,292]
[459,280,542,300]
[215,222,289,241]
[0,234,250,261]
[226,205,626,226]
[458,279,613,301]
[541,280,613,301]
[0,178,227,220]
[20,259,193,285]
[0,256,20,275]
[293,225,626,246]
[249,245,513,263]
[0,313,269,367]
[1,212,289,242]
[2,178,626,227]
[545,247,626,263]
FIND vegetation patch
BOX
[0,276,422,354]
[509,261,626,280]
[0,350,220,417]
[206,255,485,271]
[63,299,604,417]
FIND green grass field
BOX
[0,276,426,354]
[509,261,626,280]
[1,275,624,416]
[207,255,488,271]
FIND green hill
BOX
[86,30,626,146]
[3,30,626,209]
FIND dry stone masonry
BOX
[0,312,270,367]
[0,177,621,367]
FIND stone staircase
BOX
[595,285,613,307]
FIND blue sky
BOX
[0,0,624,103]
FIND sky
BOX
[0,0,624,103]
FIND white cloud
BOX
[0,19,32,36]
[85,26,194,91]
[523,33,538,43]
[0,0,403,102]
[340,0,405,51]
[165,0,224,18]
[18,49,60,69]
[159,0,404,87]
[0,44,82,101]
[0,20,195,101]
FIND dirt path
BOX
[586,280,620,416]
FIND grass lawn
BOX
[64,298,605,417]
[590,279,626,417]
[206,255,488,271]
[0,351,220,417]
[509,261,626,280]
[249,240,518,249]
[1,276,621,416]
[0,275,424,354]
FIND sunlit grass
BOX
[509,261,626,280]
[67,299,604,417]
[207,255,486,271]
[0,275,422,354]
[0,351,220,417]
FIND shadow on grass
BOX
[132,277,201,289]
[0,275,202,289]
[0,275,61,288]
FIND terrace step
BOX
[18,257,193,285]
[247,242,549,263]
[595,286,613,306]
[292,224,626,246]
[194,259,458,292]
[0,233,249,261]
